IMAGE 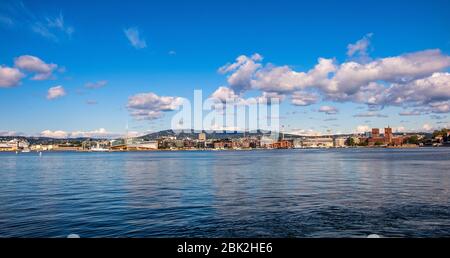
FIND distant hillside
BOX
[1,130,433,143]
[135,129,430,140]
[0,136,104,145]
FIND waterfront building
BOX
[333,137,347,147]
[53,144,81,151]
[161,136,177,141]
[183,139,195,149]
[357,137,367,145]
[18,140,29,149]
[372,128,380,138]
[127,140,158,150]
[81,139,110,151]
[0,139,29,151]
[303,137,334,148]
[352,136,361,145]
[260,136,275,148]
[157,137,180,149]
[30,144,54,151]
[0,140,17,151]
[293,138,303,149]
[110,138,158,151]
[205,140,215,149]
[110,139,127,150]
[198,132,206,141]
[367,126,405,146]
[250,138,260,148]
[240,138,251,149]
[195,140,206,149]
[213,139,233,149]
[385,127,393,143]
[230,138,252,149]
[367,127,385,146]
[175,140,184,148]
[270,140,293,149]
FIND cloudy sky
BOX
[1,0,450,138]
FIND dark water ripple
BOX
[0,148,449,237]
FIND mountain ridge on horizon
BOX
[1,128,430,143]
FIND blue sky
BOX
[1,0,450,137]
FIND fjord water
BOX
[0,148,449,238]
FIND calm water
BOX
[0,148,449,238]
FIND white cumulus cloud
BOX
[422,123,434,132]
[216,40,450,116]
[288,128,322,136]
[40,130,69,138]
[353,111,388,118]
[347,33,373,62]
[14,55,58,80]
[40,128,124,139]
[70,128,118,138]
[124,27,147,49]
[355,125,370,134]
[318,105,338,115]
[218,54,263,93]
[291,91,319,106]
[0,131,23,137]
[210,86,240,102]
[399,111,422,116]
[47,85,66,100]
[127,92,184,120]
[0,65,24,87]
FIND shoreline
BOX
[2,145,449,153]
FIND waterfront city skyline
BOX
[1,0,450,138]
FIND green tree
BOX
[345,137,355,146]
[374,141,384,146]
[433,128,448,138]
[407,135,419,145]
[358,140,368,146]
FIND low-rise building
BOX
[231,138,252,149]
[213,140,233,149]
[127,140,158,150]
[300,137,334,148]
[270,140,293,149]
[0,141,17,151]
[333,137,347,147]
[293,138,303,149]
[260,136,276,148]
[366,127,406,146]
[352,136,361,145]
[0,139,29,151]
[198,132,206,141]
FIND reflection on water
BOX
[0,148,449,237]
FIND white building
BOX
[128,140,158,150]
[260,136,275,148]
[0,139,29,151]
[333,137,347,147]
[298,137,334,148]
[198,132,206,141]
[293,138,303,148]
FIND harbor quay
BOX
[1,127,449,153]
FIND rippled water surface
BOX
[0,148,449,237]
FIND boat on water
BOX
[90,147,109,152]
[90,143,109,152]
[21,148,31,153]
